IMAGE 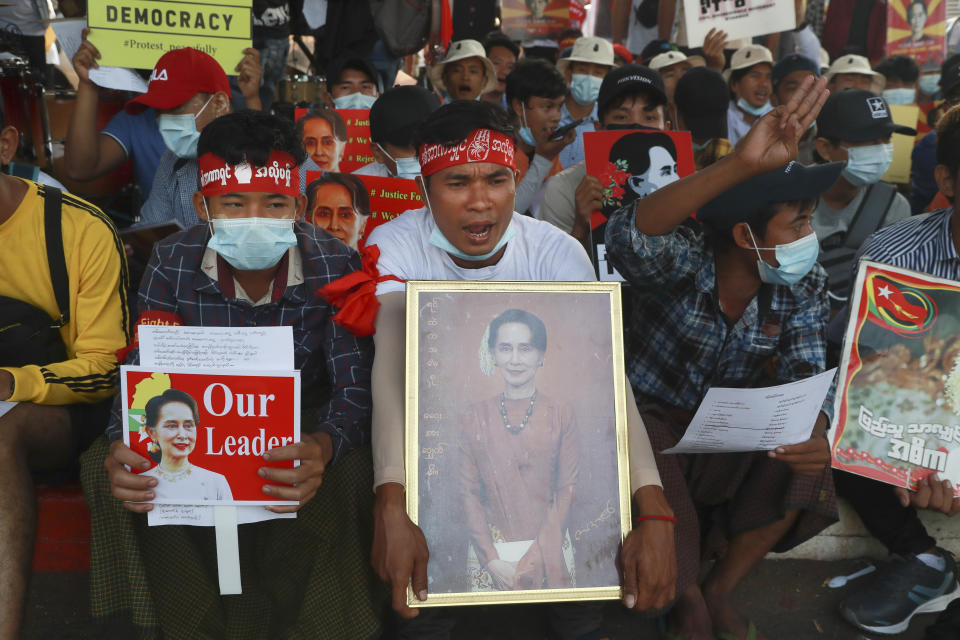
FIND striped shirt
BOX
[853,208,960,280]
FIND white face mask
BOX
[747,228,820,286]
[376,142,421,180]
[333,92,377,110]
[841,142,894,187]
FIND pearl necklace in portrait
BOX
[153,463,193,483]
[500,390,538,435]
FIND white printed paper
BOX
[50,18,86,60]
[138,326,294,370]
[88,66,148,93]
[215,506,242,595]
[662,369,837,454]
[0,401,17,419]
[679,0,795,48]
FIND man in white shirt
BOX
[366,100,675,639]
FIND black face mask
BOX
[604,123,658,130]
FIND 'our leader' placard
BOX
[121,367,300,506]
[87,0,252,73]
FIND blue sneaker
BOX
[840,549,960,635]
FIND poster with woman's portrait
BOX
[121,367,301,506]
[584,130,694,281]
[501,0,570,40]
[405,282,631,606]
[295,107,373,173]
[886,0,946,71]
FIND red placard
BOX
[583,129,694,281]
[121,367,300,505]
[305,171,422,250]
[295,108,375,173]
[886,0,947,72]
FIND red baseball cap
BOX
[125,47,232,114]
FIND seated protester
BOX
[673,67,732,170]
[648,49,705,125]
[812,89,915,310]
[605,75,841,640]
[429,39,498,102]
[724,44,774,146]
[67,35,261,198]
[540,64,668,241]
[556,37,615,169]
[506,59,577,217]
[876,54,921,105]
[367,99,675,639]
[911,55,960,213]
[297,107,348,178]
[354,86,441,179]
[481,30,520,108]
[83,110,385,639]
[0,102,129,637]
[305,172,371,251]
[328,56,382,110]
[135,48,232,229]
[772,54,821,164]
[831,104,960,638]
[824,54,886,93]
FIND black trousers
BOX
[833,469,936,556]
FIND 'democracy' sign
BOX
[87,0,252,72]
[679,0,795,47]
[831,261,960,496]
[121,367,300,505]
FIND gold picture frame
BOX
[404,281,632,607]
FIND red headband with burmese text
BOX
[198,151,300,199]
[418,128,516,177]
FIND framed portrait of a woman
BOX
[405,281,631,606]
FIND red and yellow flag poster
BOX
[583,129,694,281]
[295,108,374,174]
[121,367,300,505]
[886,0,947,71]
[501,0,570,40]
[831,261,960,495]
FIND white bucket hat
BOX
[649,50,706,72]
[722,44,774,81]
[429,39,498,95]
[825,54,886,92]
[557,37,615,73]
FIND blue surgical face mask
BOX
[842,142,894,187]
[569,73,603,106]
[748,229,820,286]
[158,95,213,159]
[376,142,421,180]
[919,74,941,97]
[518,103,537,147]
[736,96,772,118]
[691,139,712,151]
[882,87,917,105]
[207,216,298,271]
[333,91,378,110]
[421,187,515,262]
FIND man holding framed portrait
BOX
[362,100,675,639]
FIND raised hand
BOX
[702,28,728,72]
[72,28,101,86]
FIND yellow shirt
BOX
[0,179,130,404]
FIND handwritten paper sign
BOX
[87,0,252,73]
[138,326,294,370]
[678,0,795,47]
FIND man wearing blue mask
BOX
[354,86,441,180]
[724,44,775,146]
[132,47,234,229]
[556,37,615,169]
[86,109,385,638]
[812,89,915,310]
[605,74,843,640]
[876,55,921,106]
[328,57,381,110]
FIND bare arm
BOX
[612,0,632,43]
[658,0,677,40]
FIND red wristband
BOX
[633,514,677,524]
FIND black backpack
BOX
[0,187,69,367]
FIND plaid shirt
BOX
[604,204,834,420]
[105,223,374,466]
[138,151,201,228]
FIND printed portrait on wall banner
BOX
[404,281,632,607]
[886,0,947,71]
[501,0,571,40]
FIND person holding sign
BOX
[81,110,384,639]
[605,75,840,640]
[825,106,960,637]
[367,100,674,638]
[724,45,775,146]
[354,86,441,179]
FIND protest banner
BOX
[831,261,960,496]
[883,104,921,184]
[295,108,373,174]
[121,367,300,505]
[583,129,694,281]
[87,0,252,73]
[501,0,571,40]
[678,0,795,48]
[304,172,421,250]
[886,0,947,71]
